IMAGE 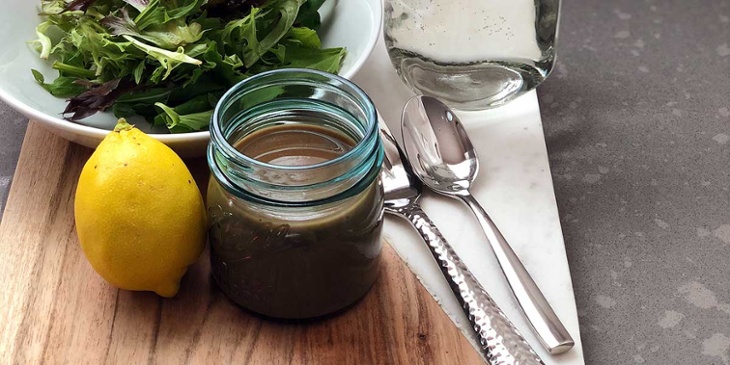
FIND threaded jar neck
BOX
[208,69,383,207]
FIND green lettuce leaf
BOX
[103,8,204,50]
[285,26,321,48]
[154,101,213,132]
[33,21,54,60]
[123,35,202,82]
[32,69,86,97]
[295,0,325,29]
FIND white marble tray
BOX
[353,38,585,365]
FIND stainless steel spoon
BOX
[400,95,575,355]
[379,119,544,365]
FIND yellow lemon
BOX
[74,119,206,297]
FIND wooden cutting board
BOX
[0,121,483,364]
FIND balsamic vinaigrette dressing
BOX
[209,123,383,319]
[234,123,356,166]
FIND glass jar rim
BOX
[210,68,379,173]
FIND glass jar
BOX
[207,69,384,319]
[384,0,560,109]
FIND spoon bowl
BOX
[401,95,575,355]
[402,97,477,193]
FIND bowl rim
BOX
[0,0,382,143]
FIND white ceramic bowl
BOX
[0,0,382,156]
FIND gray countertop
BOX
[2,0,730,363]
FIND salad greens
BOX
[31,0,345,132]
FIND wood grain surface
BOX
[0,121,483,364]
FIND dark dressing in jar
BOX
[207,69,384,320]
